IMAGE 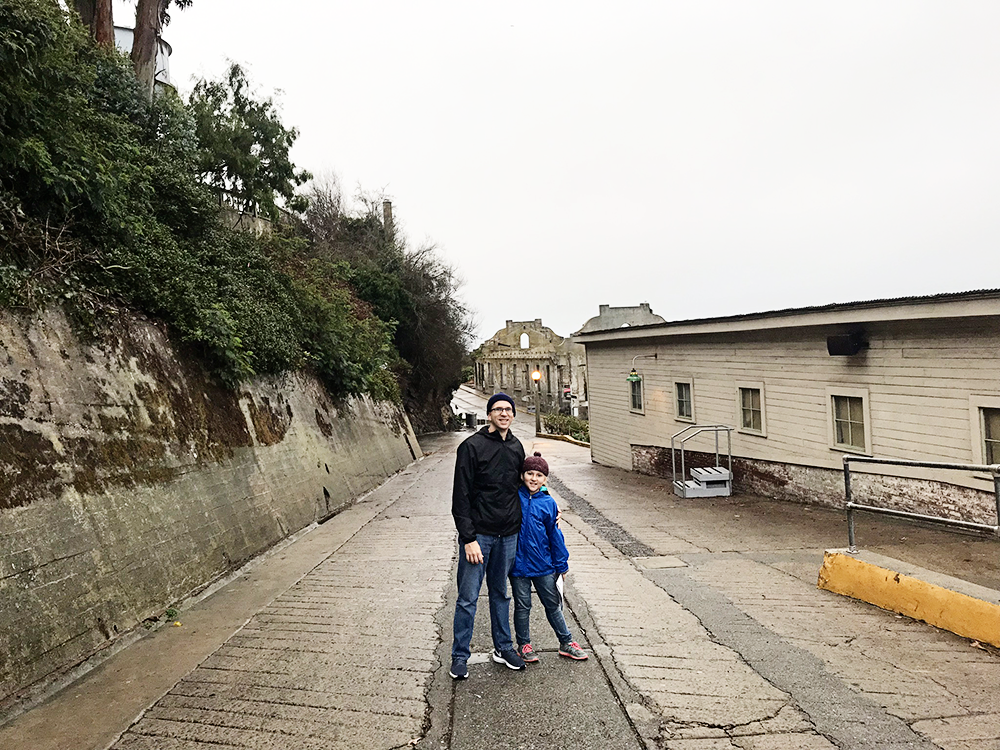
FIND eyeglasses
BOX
[490,407,514,414]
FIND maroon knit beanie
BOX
[522,452,549,476]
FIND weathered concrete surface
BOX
[539,419,1000,749]
[107,447,454,750]
[0,450,450,750]
[818,549,1000,647]
[0,308,419,709]
[4,384,1000,750]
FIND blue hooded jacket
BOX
[511,484,569,578]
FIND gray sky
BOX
[119,1,1000,343]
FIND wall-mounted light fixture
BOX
[626,353,658,382]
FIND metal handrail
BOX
[843,455,1000,552]
[671,424,733,487]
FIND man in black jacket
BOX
[449,392,527,679]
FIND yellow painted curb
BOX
[817,550,1000,647]
[536,433,590,447]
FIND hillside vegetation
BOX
[0,0,470,431]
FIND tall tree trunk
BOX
[131,0,164,100]
[94,0,114,48]
[74,0,94,28]
[75,0,114,48]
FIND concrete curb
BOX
[536,432,591,447]
[817,548,1000,647]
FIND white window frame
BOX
[674,377,695,423]
[827,386,872,455]
[735,381,767,437]
[969,395,1000,470]
[629,376,644,415]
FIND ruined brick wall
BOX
[0,309,420,705]
[632,445,997,525]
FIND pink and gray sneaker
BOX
[519,643,540,663]
[558,641,588,660]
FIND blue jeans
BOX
[511,573,572,647]
[452,533,518,661]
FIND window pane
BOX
[852,423,865,451]
[834,396,849,421]
[984,409,1000,441]
[849,396,864,423]
[833,395,865,450]
[739,388,762,431]
[835,419,848,445]
[676,382,691,418]
[983,409,1000,463]
[631,380,642,411]
[988,440,1000,464]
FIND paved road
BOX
[3,385,1000,749]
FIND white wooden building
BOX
[574,291,1000,524]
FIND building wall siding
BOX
[586,317,1000,505]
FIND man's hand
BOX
[464,540,484,564]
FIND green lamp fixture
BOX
[626,353,657,382]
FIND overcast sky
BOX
[116,1,1000,344]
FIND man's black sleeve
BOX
[452,440,477,544]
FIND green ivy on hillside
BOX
[0,0,467,409]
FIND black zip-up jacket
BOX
[452,426,525,544]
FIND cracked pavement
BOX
[537,445,1000,749]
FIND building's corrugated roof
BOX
[573,288,1000,339]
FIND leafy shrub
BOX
[542,413,590,443]
[189,63,311,222]
[303,186,473,430]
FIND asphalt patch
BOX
[548,474,655,558]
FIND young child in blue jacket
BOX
[510,452,588,663]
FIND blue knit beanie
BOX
[487,392,515,417]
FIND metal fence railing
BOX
[670,424,733,486]
[843,455,1000,553]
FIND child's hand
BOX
[464,540,484,564]
[555,506,562,526]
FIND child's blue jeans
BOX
[510,573,573,647]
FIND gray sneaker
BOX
[492,648,526,670]
[558,641,588,660]
[519,643,540,663]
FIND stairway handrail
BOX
[670,424,733,486]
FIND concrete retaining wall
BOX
[0,309,420,704]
